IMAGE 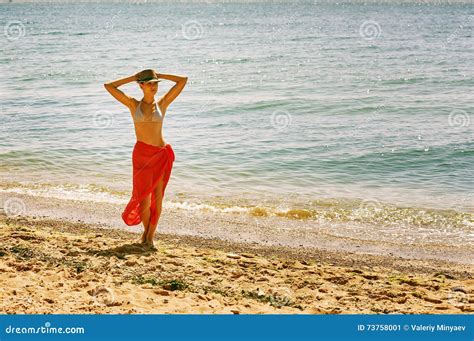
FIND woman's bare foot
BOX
[134,231,147,245]
[140,231,147,243]
[143,238,156,249]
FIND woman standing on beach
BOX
[104,69,188,247]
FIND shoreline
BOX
[1,214,472,314]
[0,191,472,266]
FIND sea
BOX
[0,1,472,262]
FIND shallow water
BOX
[1,2,473,249]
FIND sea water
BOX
[0,1,472,250]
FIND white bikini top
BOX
[133,99,163,123]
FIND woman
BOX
[104,69,188,247]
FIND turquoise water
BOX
[0,2,472,226]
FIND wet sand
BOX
[0,213,472,314]
[0,191,471,265]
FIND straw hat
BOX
[137,69,161,83]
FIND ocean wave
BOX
[1,181,471,233]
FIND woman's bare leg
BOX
[145,176,165,246]
[138,194,151,243]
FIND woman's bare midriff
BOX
[130,100,167,147]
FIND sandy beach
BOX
[0,213,472,314]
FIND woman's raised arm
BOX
[156,72,188,112]
[103,73,138,109]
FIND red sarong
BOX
[122,141,175,226]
